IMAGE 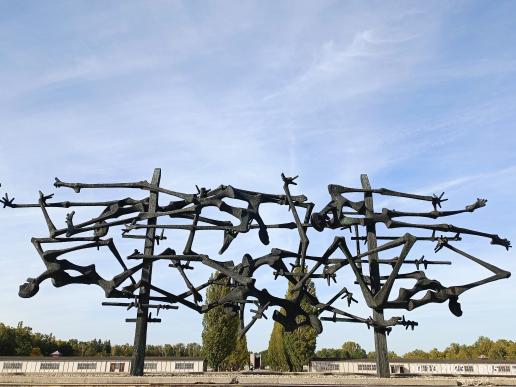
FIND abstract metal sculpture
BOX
[2,169,511,377]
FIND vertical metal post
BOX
[360,174,390,378]
[130,168,161,376]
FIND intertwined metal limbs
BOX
[1,169,511,376]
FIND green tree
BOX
[57,340,75,356]
[341,341,367,359]
[507,341,516,359]
[317,342,368,360]
[112,343,133,356]
[223,335,249,371]
[30,347,42,356]
[14,322,33,356]
[457,347,473,360]
[403,349,428,359]
[473,336,493,358]
[401,337,516,361]
[267,266,318,371]
[171,343,185,356]
[266,317,289,371]
[0,323,16,355]
[33,332,57,356]
[427,347,444,360]
[186,343,203,357]
[443,342,461,359]
[316,348,342,358]
[282,266,318,371]
[259,349,269,369]
[146,345,164,356]
[202,273,238,370]
[488,339,510,360]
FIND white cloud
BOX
[0,0,515,354]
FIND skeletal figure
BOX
[308,180,511,327]
[311,184,510,249]
[1,171,511,378]
[19,237,143,299]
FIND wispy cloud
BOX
[0,0,515,353]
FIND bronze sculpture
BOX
[2,169,511,377]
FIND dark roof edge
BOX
[310,358,516,364]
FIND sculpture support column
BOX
[361,174,390,378]
[131,168,161,376]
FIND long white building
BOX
[0,357,206,374]
[309,358,516,376]
[2,356,515,376]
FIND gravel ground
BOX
[0,373,515,386]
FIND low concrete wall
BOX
[0,373,516,386]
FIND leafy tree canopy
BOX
[0,321,201,358]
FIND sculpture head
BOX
[309,314,323,334]
[448,296,463,317]
[258,226,270,245]
[19,278,39,298]
[310,212,327,232]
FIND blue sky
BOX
[0,0,515,355]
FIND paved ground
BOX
[1,373,515,386]
[0,384,466,387]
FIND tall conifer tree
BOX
[202,272,250,371]
[223,335,250,370]
[266,266,318,371]
[283,266,318,371]
[202,273,238,370]
[266,313,290,371]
